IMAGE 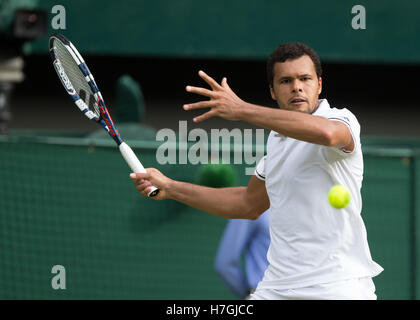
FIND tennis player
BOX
[130,42,383,299]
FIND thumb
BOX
[222,77,232,91]
[222,77,227,86]
[130,172,150,180]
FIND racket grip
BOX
[119,142,160,197]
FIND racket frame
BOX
[49,34,159,197]
[49,34,122,145]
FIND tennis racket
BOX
[49,33,159,197]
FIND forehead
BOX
[273,55,317,79]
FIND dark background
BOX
[9,54,420,136]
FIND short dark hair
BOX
[267,42,322,87]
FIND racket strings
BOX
[53,39,101,118]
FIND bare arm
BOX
[130,170,269,220]
[238,104,354,151]
[184,70,354,151]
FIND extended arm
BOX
[184,71,354,151]
[237,104,354,151]
[130,171,269,220]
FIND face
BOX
[269,55,322,114]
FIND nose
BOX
[291,79,303,92]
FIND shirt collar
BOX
[312,99,330,116]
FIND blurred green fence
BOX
[361,138,420,300]
[0,134,419,299]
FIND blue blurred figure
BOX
[214,210,270,299]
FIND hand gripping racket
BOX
[49,33,159,197]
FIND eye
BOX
[280,79,290,84]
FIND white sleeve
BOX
[327,108,361,155]
[254,155,266,181]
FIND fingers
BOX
[183,100,215,111]
[129,168,167,200]
[136,180,152,196]
[130,172,149,180]
[198,70,222,90]
[185,86,215,98]
[130,172,152,187]
[184,71,232,123]
[193,110,216,123]
[131,172,154,196]
[184,72,225,109]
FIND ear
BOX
[317,77,322,95]
[269,86,276,101]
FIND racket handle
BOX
[119,142,160,197]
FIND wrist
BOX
[164,178,178,199]
[237,102,255,122]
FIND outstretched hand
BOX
[184,70,246,122]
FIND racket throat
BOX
[111,134,123,145]
[97,102,122,145]
[98,118,122,145]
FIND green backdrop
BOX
[19,0,420,63]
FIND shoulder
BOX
[329,107,359,127]
[316,100,362,155]
[254,155,267,181]
[316,99,358,121]
[315,99,361,134]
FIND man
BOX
[130,42,383,299]
[214,210,270,299]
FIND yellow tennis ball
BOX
[328,185,351,209]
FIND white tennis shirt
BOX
[254,99,383,290]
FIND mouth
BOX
[289,97,307,105]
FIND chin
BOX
[300,102,317,114]
[286,103,309,113]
